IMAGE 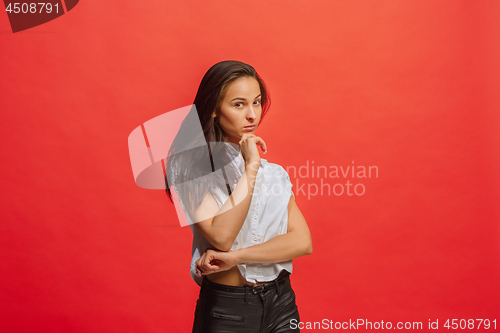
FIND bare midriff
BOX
[206,265,268,286]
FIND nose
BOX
[246,105,257,121]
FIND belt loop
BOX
[245,286,248,304]
[274,279,280,297]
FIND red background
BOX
[1,1,499,332]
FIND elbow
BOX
[214,242,232,252]
[304,243,313,256]
[303,238,313,256]
[212,233,234,252]
[195,221,235,252]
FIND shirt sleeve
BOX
[283,166,295,199]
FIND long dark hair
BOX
[164,60,271,220]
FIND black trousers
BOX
[192,270,300,333]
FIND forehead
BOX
[223,77,261,99]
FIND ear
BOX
[212,111,217,118]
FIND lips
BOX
[244,125,256,130]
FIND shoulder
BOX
[262,159,291,179]
[261,159,294,203]
[261,160,293,197]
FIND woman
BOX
[165,60,312,333]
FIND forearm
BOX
[234,231,312,264]
[207,161,260,250]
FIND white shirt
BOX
[171,145,294,286]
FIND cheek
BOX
[224,114,240,127]
[219,114,239,132]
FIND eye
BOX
[254,100,261,106]
[234,102,243,108]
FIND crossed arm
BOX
[195,193,313,276]
[190,160,261,252]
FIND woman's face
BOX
[213,76,262,145]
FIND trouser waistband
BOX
[201,270,290,295]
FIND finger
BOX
[253,137,267,154]
[205,261,219,271]
[199,264,219,275]
[209,256,222,271]
[239,134,255,145]
[261,139,268,154]
[202,257,217,271]
[197,257,210,273]
[197,263,207,274]
[202,260,212,271]
[203,268,219,276]
[195,258,202,269]
[197,266,207,275]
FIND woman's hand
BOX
[239,134,267,167]
[195,249,240,277]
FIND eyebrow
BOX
[230,94,261,102]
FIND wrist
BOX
[233,248,245,265]
[245,159,260,172]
